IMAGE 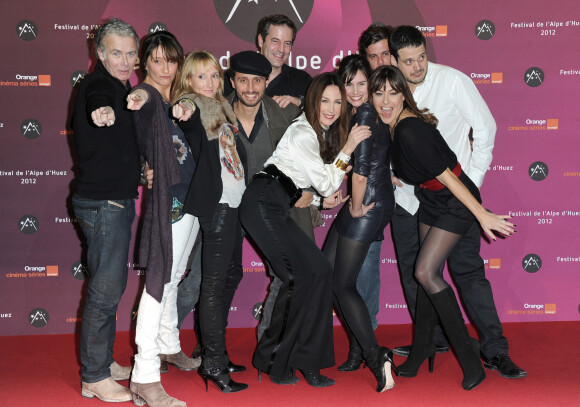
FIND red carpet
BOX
[1,322,578,406]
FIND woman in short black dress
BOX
[322,55,396,393]
[369,66,515,390]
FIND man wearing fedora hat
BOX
[227,51,317,349]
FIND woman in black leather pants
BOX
[172,51,248,393]
[322,55,396,392]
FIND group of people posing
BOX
[73,14,525,407]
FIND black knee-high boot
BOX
[429,287,485,390]
[398,286,438,377]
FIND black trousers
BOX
[239,178,334,376]
[391,204,508,358]
[198,203,244,369]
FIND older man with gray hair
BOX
[72,17,141,403]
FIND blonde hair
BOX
[171,51,224,104]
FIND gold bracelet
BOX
[335,159,349,171]
[178,98,195,108]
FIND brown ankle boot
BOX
[160,350,201,373]
[82,377,132,402]
[109,360,132,380]
[130,381,186,407]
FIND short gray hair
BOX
[94,17,139,56]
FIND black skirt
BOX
[415,172,481,235]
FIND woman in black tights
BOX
[369,66,515,390]
[322,56,396,393]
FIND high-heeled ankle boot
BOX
[398,287,438,377]
[198,366,248,393]
[365,346,396,392]
[338,330,364,372]
[429,287,485,390]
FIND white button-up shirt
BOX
[395,61,497,215]
[265,113,349,198]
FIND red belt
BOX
[420,162,462,191]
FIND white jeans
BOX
[132,214,199,383]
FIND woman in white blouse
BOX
[239,72,371,388]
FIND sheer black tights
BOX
[415,223,462,295]
[324,228,378,356]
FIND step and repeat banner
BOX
[1,0,579,335]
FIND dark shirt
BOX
[72,60,140,200]
[350,102,393,207]
[391,116,457,185]
[233,99,274,180]
[266,64,312,100]
[163,101,196,222]
[224,64,312,101]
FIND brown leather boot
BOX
[130,381,186,407]
[110,360,132,381]
[160,351,201,373]
[81,377,132,402]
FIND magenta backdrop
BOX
[1,0,579,335]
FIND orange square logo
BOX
[489,258,501,269]
[436,25,448,37]
[38,75,51,86]
[491,72,503,84]
[547,119,558,130]
[545,304,556,314]
[46,265,59,276]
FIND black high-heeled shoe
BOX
[367,346,398,392]
[227,360,246,373]
[299,369,335,387]
[397,347,435,377]
[338,331,364,372]
[258,369,299,385]
[199,367,248,393]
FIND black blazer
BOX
[179,96,247,217]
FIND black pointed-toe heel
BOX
[367,346,397,392]
[258,369,262,382]
[299,369,335,387]
[227,360,246,373]
[269,369,299,385]
[198,367,248,393]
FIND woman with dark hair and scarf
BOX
[126,31,198,407]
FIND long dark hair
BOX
[304,72,349,163]
[338,54,371,87]
[368,65,437,132]
[140,31,184,93]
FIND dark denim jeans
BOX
[72,193,135,383]
[356,239,382,330]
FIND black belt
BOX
[253,164,303,207]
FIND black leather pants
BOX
[198,204,244,369]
